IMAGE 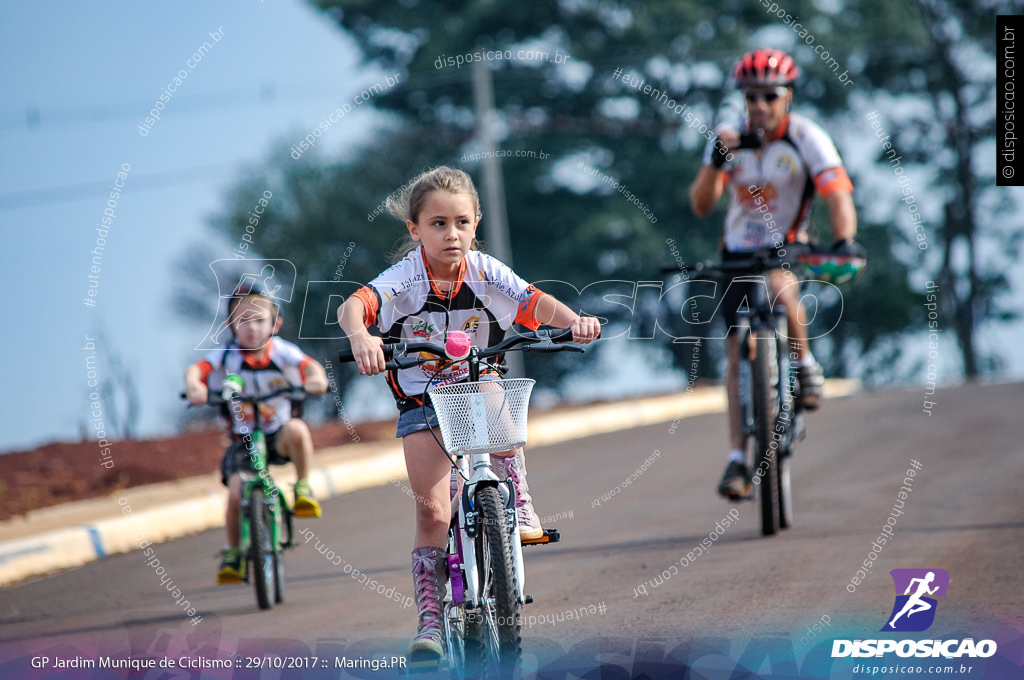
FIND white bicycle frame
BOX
[453,450,526,608]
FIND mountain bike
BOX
[183,377,306,609]
[339,328,586,677]
[687,249,864,536]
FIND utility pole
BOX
[472,58,513,265]
[472,58,523,376]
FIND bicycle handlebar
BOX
[660,248,820,278]
[693,253,792,277]
[337,327,585,370]
[180,385,307,407]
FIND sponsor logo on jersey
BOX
[411,319,436,338]
[777,153,797,175]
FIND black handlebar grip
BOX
[339,343,396,364]
[549,328,575,343]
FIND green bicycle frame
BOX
[239,430,293,559]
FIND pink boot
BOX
[407,546,447,658]
[499,448,543,540]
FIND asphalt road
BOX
[2,382,1022,679]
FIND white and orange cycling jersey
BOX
[703,112,853,252]
[350,247,546,410]
[196,337,314,435]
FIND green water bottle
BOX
[222,373,245,400]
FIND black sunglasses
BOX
[744,88,788,104]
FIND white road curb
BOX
[0,382,860,586]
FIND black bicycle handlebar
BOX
[337,327,585,370]
[180,385,307,407]
[660,248,800,278]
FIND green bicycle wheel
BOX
[249,490,277,610]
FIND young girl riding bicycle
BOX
[337,166,599,659]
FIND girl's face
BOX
[230,295,280,351]
[406,190,479,274]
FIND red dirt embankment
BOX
[1,420,394,520]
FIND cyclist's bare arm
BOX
[337,296,385,376]
[823,189,857,243]
[531,295,601,344]
[184,363,208,406]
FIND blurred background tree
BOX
[175,0,1019,421]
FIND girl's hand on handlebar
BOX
[571,316,601,344]
[350,332,386,376]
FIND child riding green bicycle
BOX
[184,282,328,584]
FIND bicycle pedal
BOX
[293,504,322,518]
[522,528,560,546]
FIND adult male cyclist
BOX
[689,48,864,500]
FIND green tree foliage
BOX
[176,0,1017,418]
[850,0,1021,377]
[308,0,932,381]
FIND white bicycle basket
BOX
[427,378,535,455]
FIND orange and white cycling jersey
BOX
[350,247,546,410]
[703,112,853,252]
[196,337,314,435]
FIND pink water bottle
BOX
[445,330,472,360]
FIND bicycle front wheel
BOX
[471,485,522,676]
[752,328,780,536]
[249,490,277,610]
[776,343,795,530]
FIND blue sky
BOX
[2,1,1020,453]
[1,0,383,451]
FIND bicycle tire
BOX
[752,328,780,536]
[777,451,793,530]
[273,497,286,603]
[249,491,276,610]
[473,485,521,676]
[776,340,795,530]
[461,608,487,678]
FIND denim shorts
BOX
[395,404,440,438]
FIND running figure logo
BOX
[881,568,949,632]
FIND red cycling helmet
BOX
[734,48,799,88]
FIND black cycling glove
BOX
[831,239,867,258]
[710,137,730,168]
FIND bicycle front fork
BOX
[449,455,525,608]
